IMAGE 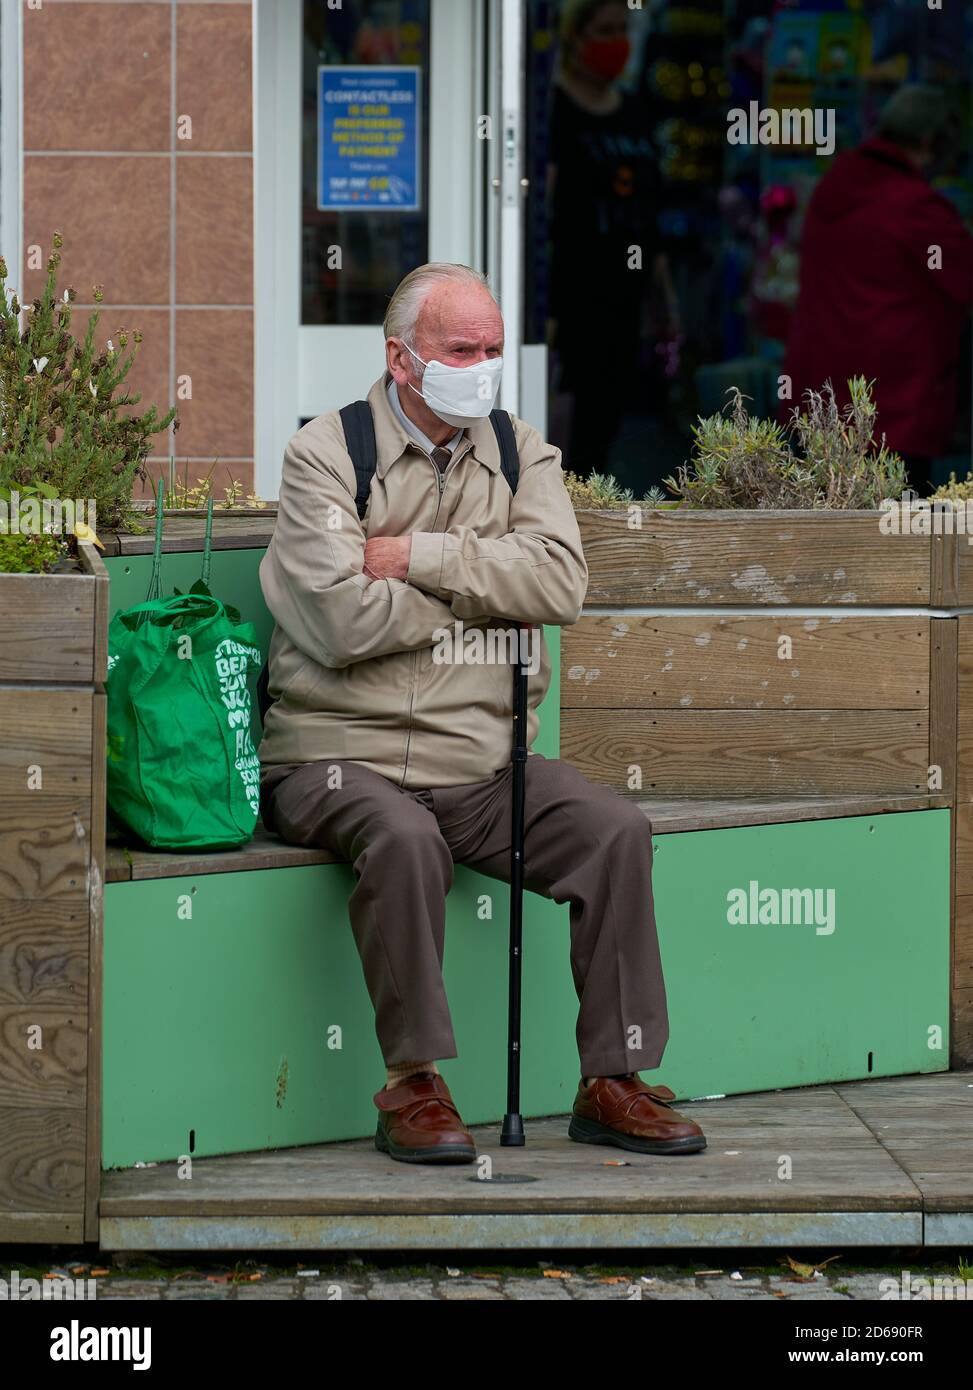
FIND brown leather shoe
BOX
[568,1075,706,1155]
[373,1072,477,1164]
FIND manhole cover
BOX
[466,1173,540,1184]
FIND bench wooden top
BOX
[104,792,947,883]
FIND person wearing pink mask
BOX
[547,0,680,481]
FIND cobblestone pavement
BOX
[6,1251,972,1300]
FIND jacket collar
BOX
[367,373,502,479]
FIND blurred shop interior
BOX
[300,0,973,496]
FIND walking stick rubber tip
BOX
[500,1112,525,1146]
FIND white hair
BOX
[383,262,497,345]
[875,83,948,150]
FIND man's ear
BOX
[387,337,410,386]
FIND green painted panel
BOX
[103,808,950,1168]
[103,867,575,1167]
[105,548,278,655]
[651,809,951,1098]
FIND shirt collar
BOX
[367,374,502,478]
[385,376,462,456]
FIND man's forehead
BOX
[419,288,504,341]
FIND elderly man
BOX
[258,262,705,1164]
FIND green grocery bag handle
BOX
[118,593,226,632]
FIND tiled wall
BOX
[22,0,255,503]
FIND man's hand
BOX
[363,536,412,582]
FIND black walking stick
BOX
[501,620,530,1146]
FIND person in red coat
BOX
[784,85,972,494]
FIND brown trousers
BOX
[259,754,669,1078]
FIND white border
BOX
[427,0,478,265]
[253,0,301,501]
[497,0,523,415]
[0,0,23,295]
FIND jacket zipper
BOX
[400,445,469,786]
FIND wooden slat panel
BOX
[0,1107,85,1214]
[0,810,90,900]
[104,844,132,883]
[953,619,973,998]
[105,513,276,556]
[952,989,973,1067]
[0,688,92,901]
[577,511,930,605]
[561,710,928,795]
[0,791,91,838]
[639,794,947,834]
[953,803,973,894]
[0,574,96,682]
[105,821,342,882]
[79,540,110,686]
[930,532,958,606]
[0,1007,87,1108]
[0,900,88,1005]
[0,688,92,798]
[0,1211,84,1243]
[929,619,957,800]
[950,519,973,604]
[563,615,929,710]
[85,688,106,1242]
[954,896,973,992]
[954,615,973,800]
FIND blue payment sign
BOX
[317,66,422,212]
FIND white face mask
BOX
[404,343,503,429]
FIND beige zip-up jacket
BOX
[257,372,589,788]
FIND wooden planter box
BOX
[565,508,972,1067]
[0,539,109,1243]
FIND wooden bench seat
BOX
[104,791,947,882]
[101,789,951,1168]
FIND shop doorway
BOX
[255,0,534,499]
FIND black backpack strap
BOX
[339,400,378,521]
[261,400,374,732]
[489,409,519,494]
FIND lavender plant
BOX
[666,378,907,509]
[0,233,177,533]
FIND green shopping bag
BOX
[106,591,263,850]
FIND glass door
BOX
[255,0,488,497]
